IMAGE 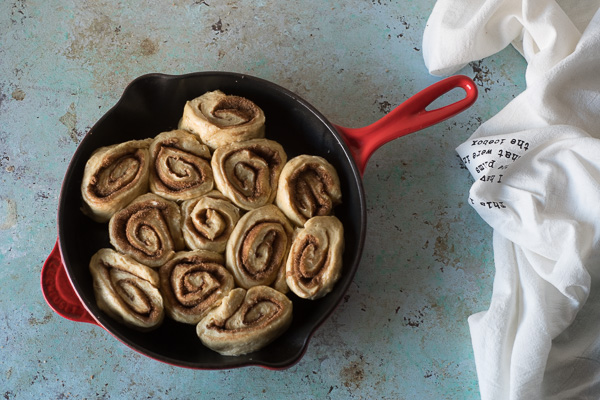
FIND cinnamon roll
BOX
[89,248,164,331]
[196,285,293,356]
[181,191,241,253]
[149,130,214,201]
[211,139,287,210]
[108,193,185,268]
[225,205,293,293]
[81,139,152,223]
[179,90,265,150]
[159,250,235,324]
[285,216,345,299]
[276,155,342,227]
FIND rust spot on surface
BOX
[377,100,392,114]
[28,314,52,326]
[403,305,431,328]
[140,38,158,56]
[341,359,365,389]
[11,89,25,101]
[212,18,224,33]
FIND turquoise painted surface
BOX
[0,0,526,398]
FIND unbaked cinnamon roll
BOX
[81,139,152,223]
[286,216,344,299]
[179,90,265,150]
[181,191,241,253]
[225,205,293,292]
[89,248,164,331]
[149,129,213,201]
[196,285,293,356]
[159,250,235,324]
[108,193,185,268]
[276,155,342,227]
[211,139,287,210]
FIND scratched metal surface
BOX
[0,1,527,399]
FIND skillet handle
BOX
[334,75,478,176]
[41,239,97,325]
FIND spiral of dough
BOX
[285,216,344,300]
[179,90,265,150]
[181,191,241,253]
[211,139,287,210]
[276,155,342,227]
[108,193,185,267]
[225,205,293,292]
[149,129,214,201]
[89,248,164,331]
[196,286,293,356]
[81,139,153,223]
[159,250,235,324]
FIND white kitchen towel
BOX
[422,1,600,399]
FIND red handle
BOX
[41,239,97,325]
[335,75,478,176]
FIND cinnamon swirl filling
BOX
[159,250,234,324]
[181,191,241,253]
[89,248,164,331]
[225,205,293,293]
[108,193,184,267]
[81,139,152,223]
[212,139,287,210]
[149,130,214,201]
[276,155,342,226]
[286,216,344,300]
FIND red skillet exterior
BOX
[52,72,367,369]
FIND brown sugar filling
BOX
[211,96,260,126]
[170,261,227,310]
[113,203,173,259]
[92,150,145,198]
[239,221,287,282]
[290,164,335,219]
[154,144,210,191]
[292,235,329,288]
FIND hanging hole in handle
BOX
[425,87,471,111]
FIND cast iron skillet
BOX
[41,71,477,370]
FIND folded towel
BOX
[422,1,600,399]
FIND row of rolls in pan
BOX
[80,91,345,356]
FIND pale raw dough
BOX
[179,90,265,150]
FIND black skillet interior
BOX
[57,72,367,369]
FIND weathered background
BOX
[0,1,526,398]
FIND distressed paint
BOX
[0,0,527,399]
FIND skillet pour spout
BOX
[41,71,477,370]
